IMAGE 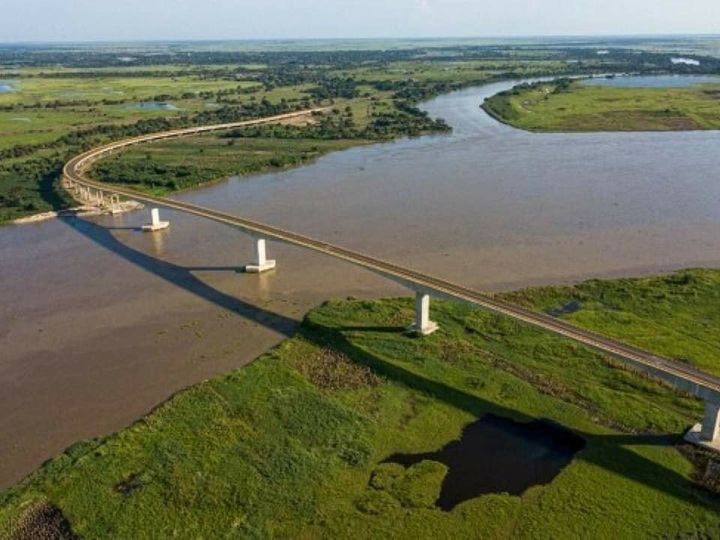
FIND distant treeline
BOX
[226,105,449,141]
[2,45,718,74]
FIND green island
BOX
[482,78,720,132]
[2,269,720,538]
[91,135,365,196]
[88,102,447,195]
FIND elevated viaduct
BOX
[63,108,720,451]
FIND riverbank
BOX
[89,134,369,196]
[11,200,142,225]
[83,102,450,196]
[2,269,719,538]
[482,78,720,132]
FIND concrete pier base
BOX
[142,208,170,232]
[684,401,720,452]
[407,292,438,336]
[245,238,276,273]
[110,195,121,215]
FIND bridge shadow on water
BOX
[61,216,717,510]
[60,216,298,337]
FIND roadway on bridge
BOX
[63,108,720,404]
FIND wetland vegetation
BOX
[91,135,365,195]
[2,269,720,538]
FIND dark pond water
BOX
[545,299,583,317]
[384,415,586,510]
[583,74,720,88]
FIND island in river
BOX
[482,76,720,132]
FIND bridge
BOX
[63,108,720,452]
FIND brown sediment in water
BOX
[3,82,720,488]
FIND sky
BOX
[2,0,719,43]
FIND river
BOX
[2,80,720,487]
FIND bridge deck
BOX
[63,110,720,404]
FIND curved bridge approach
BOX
[63,108,720,451]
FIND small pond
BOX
[383,414,585,511]
[582,74,720,88]
[0,81,16,93]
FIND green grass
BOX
[483,80,720,131]
[503,269,720,377]
[0,76,258,106]
[90,134,366,195]
[2,269,719,538]
[0,106,199,150]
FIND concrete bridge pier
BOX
[245,237,276,273]
[109,194,121,214]
[407,291,439,336]
[685,401,720,451]
[142,208,170,232]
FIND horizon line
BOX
[2,32,720,47]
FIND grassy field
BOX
[0,75,266,151]
[0,105,195,150]
[2,269,719,538]
[0,76,258,151]
[483,79,720,131]
[90,134,365,195]
[0,76,258,106]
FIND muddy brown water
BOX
[3,79,720,487]
[384,415,586,510]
